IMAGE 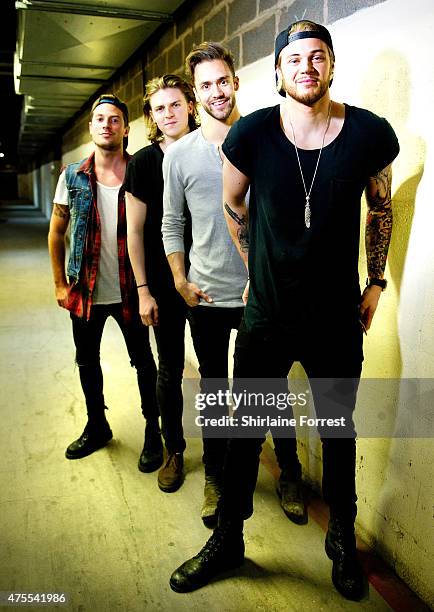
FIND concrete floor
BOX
[0,215,396,611]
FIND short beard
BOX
[283,78,330,107]
[203,94,235,121]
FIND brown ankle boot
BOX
[158,452,184,492]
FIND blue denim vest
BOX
[65,159,93,282]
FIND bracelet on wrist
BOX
[136,283,148,288]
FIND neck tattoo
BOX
[288,101,332,228]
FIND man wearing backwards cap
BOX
[48,94,162,470]
[169,21,399,601]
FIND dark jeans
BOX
[219,317,363,525]
[187,305,242,476]
[71,303,159,425]
[153,291,187,454]
[187,306,301,479]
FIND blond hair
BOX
[143,74,199,143]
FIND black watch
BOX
[366,277,387,291]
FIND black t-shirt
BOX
[125,142,192,295]
[125,143,172,295]
[222,104,399,333]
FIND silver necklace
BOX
[288,102,332,228]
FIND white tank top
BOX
[92,181,122,305]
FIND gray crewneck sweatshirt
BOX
[162,128,246,308]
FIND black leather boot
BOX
[276,475,307,525]
[169,522,244,593]
[65,415,112,460]
[325,518,365,601]
[138,422,163,473]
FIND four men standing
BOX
[49,18,399,603]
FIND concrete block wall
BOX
[61,0,385,153]
[144,0,385,76]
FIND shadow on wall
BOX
[362,49,425,375]
[360,49,427,562]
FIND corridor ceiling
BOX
[14,0,187,161]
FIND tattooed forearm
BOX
[365,165,393,278]
[53,204,69,219]
[224,202,249,253]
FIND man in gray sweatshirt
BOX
[162,42,304,528]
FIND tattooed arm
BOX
[359,164,393,330]
[222,155,250,303]
[222,156,249,263]
[48,203,71,308]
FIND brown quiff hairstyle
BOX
[143,74,199,143]
[185,41,236,83]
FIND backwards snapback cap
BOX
[274,20,334,67]
[91,94,129,124]
[274,20,334,96]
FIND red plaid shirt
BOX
[66,152,137,322]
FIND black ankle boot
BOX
[325,519,365,601]
[169,523,244,593]
[138,422,163,473]
[65,417,112,460]
[276,476,307,525]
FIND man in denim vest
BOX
[48,94,162,471]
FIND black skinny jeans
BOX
[187,305,301,479]
[71,303,159,425]
[152,291,187,454]
[219,317,364,526]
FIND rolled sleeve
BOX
[369,118,400,176]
